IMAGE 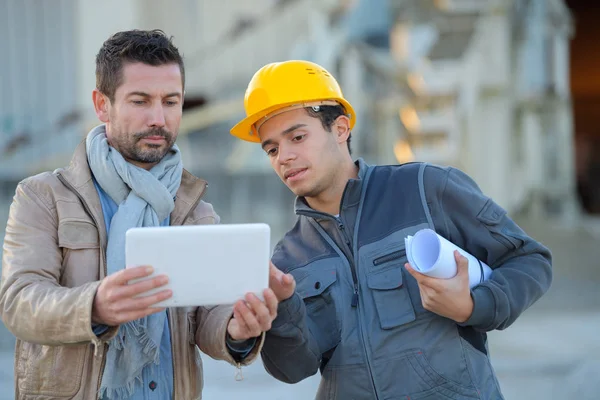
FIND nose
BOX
[277,142,296,165]
[147,103,166,128]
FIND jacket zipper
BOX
[373,250,406,266]
[335,218,360,307]
[298,178,380,397]
[347,225,379,399]
[301,211,379,399]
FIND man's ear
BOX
[333,115,351,144]
[92,89,110,123]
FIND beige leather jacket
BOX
[0,142,262,399]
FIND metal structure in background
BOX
[0,0,80,181]
[0,0,579,245]
[180,0,579,235]
[384,0,577,221]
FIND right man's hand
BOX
[92,266,172,326]
[269,262,295,302]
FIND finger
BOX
[118,307,166,324]
[405,263,437,287]
[232,304,253,337]
[419,283,440,309]
[237,300,262,336]
[232,306,249,334]
[263,289,279,318]
[417,285,431,310]
[421,296,434,311]
[115,289,173,312]
[116,274,169,299]
[269,263,286,289]
[281,273,295,288]
[419,282,438,298]
[245,293,272,329]
[269,262,283,280]
[454,251,469,274]
[404,263,423,280]
[111,265,154,285]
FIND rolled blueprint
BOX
[404,229,492,288]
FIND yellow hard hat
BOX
[230,60,356,142]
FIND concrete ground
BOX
[0,215,598,399]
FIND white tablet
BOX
[125,223,270,307]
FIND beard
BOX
[287,177,327,199]
[113,127,176,164]
[294,186,324,199]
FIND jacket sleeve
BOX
[260,291,321,383]
[424,165,552,331]
[0,180,117,345]
[195,304,265,366]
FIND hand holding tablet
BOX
[125,223,271,307]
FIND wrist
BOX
[455,294,474,323]
[91,306,102,325]
[227,330,253,343]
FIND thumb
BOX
[270,261,295,287]
[269,262,284,282]
[281,273,296,289]
[454,251,469,275]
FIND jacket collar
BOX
[57,137,207,229]
[294,158,370,219]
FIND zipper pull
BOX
[92,338,103,357]
[235,363,244,381]
[351,289,359,307]
[337,221,352,248]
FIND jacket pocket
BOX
[367,265,416,329]
[58,219,101,286]
[476,199,523,250]
[16,340,88,397]
[373,249,406,266]
[376,348,480,399]
[58,219,99,249]
[294,263,340,354]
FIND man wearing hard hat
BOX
[231,60,552,399]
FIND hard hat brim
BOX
[230,98,356,143]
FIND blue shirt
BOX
[92,180,255,399]
[94,181,174,399]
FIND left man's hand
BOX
[405,250,474,323]
[227,287,279,341]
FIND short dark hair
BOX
[95,29,185,102]
[305,105,352,154]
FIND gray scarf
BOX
[86,125,183,399]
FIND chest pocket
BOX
[293,260,341,354]
[58,219,101,285]
[366,247,416,329]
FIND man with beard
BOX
[0,30,284,400]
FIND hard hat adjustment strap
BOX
[254,100,342,133]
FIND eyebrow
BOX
[127,91,182,99]
[261,124,307,150]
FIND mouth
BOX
[140,136,167,143]
[284,168,307,182]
